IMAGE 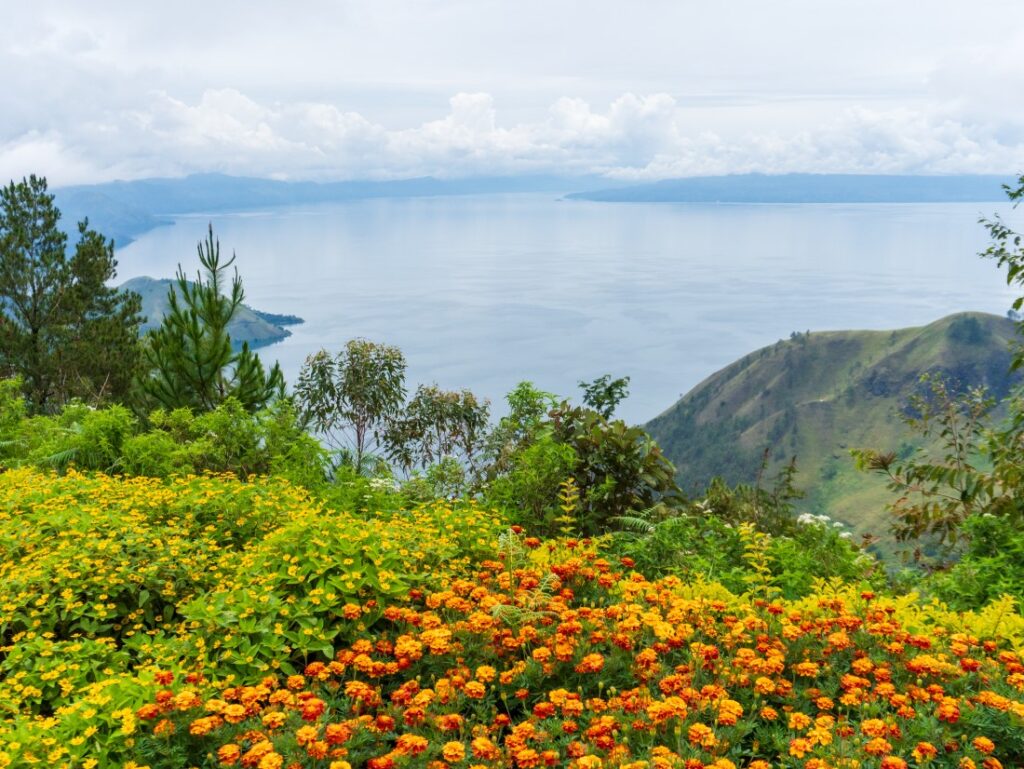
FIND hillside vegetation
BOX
[646,312,1020,547]
[121,276,302,349]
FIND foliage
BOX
[295,340,407,473]
[928,514,1024,609]
[0,175,144,412]
[548,402,684,535]
[483,435,577,535]
[133,530,1024,769]
[610,504,879,600]
[0,389,328,486]
[982,173,1024,370]
[578,373,630,418]
[139,224,284,413]
[384,384,491,475]
[853,375,1013,548]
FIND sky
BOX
[3,0,1024,186]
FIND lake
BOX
[116,195,1022,424]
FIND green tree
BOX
[140,224,284,413]
[579,374,630,418]
[295,340,407,472]
[384,385,491,475]
[0,175,143,411]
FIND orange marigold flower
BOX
[716,699,743,726]
[760,706,779,721]
[153,718,176,738]
[880,758,907,769]
[516,748,541,768]
[913,742,938,761]
[788,738,812,758]
[295,725,318,746]
[475,665,497,682]
[575,653,605,674]
[865,737,893,756]
[982,759,1003,769]
[218,744,242,766]
[753,677,775,695]
[861,718,888,738]
[972,737,995,754]
[463,681,487,699]
[687,723,717,749]
[793,661,820,677]
[788,712,811,731]
[442,742,466,762]
[472,736,501,760]
[395,734,429,756]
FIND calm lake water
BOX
[117,195,1022,424]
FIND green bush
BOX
[482,434,576,535]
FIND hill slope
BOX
[121,276,302,349]
[645,312,1021,545]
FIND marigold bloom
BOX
[789,738,812,758]
[972,737,995,755]
[442,742,466,762]
[687,723,717,749]
[516,748,541,768]
[218,744,242,766]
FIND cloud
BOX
[3,87,1022,187]
[2,1,1024,185]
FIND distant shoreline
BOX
[50,172,1014,250]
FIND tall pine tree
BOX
[0,175,143,412]
[140,224,284,412]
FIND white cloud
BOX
[2,1,1024,185]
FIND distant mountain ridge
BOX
[568,173,1015,203]
[52,173,625,247]
[645,312,1022,550]
[49,172,1015,249]
[120,276,302,349]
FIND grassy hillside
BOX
[120,276,302,349]
[646,312,1021,548]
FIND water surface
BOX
[117,195,1022,424]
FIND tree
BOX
[383,385,491,475]
[0,175,143,412]
[579,374,630,418]
[295,340,407,472]
[140,224,284,413]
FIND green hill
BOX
[120,276,302,349]
[645,312,1021,548]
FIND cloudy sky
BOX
[4,0,1024,186]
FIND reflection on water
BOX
[117,195,1021,424]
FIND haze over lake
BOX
[116,195,1022,424]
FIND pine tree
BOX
[0,175,143,412]
[140,224,284,412]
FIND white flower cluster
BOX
[368,476,400,493]
[797,511,854,540]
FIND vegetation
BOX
[139,225,285,413]
[646,311,1021,552]
[1,172,1024,768]
[0,175,144,412]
